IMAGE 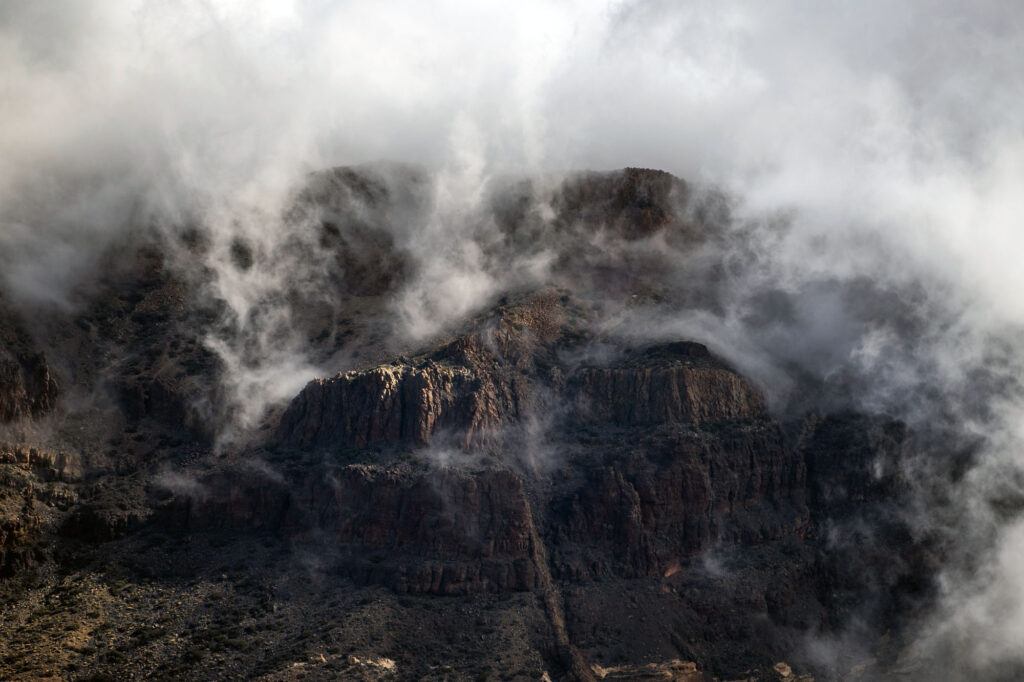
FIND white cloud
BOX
[3,2,1024,670]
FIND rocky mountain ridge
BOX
[0,166,934,681]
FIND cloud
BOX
[3,1,1024,673]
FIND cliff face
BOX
[170,282,922,679]
[0,309,66,575]
[569,361,766,426]
[168,419,808,596]
[0,442,81,483]
[137,289,909,681]
[0,302,58,423]
[0,443,79,576]
[279,302,766,451]
[212,293,812,600]
[167,465,539,595]
[0,167,927,682]
[549,423,806,580]
[0,353,58,423]
[278,363,496,450]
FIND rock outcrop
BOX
[0,493,41,578]
[0,445,79,576]
[591,659,704,681]
[551,167,689,240]
[0,442,81,483]
[569,342,766,425]
[278,362,498,450]
[162,464,539,595]
[278,298,765,454]
[0,352,58,423]
[549,422,807,580]
[0,166,927,682]
[210,295,812,601]
[276,291,571,451]
[0,301,59,423]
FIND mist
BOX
[3,0,1024,676]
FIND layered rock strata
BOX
[205,295,812,598]
[164,465,538,595]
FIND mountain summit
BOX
[0,167,934,681]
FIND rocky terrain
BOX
[0,166,943,681]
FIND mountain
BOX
[0,167,935,681]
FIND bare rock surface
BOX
[0,301,59,423]
[0,166,931,682]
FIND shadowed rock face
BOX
[165,465,539,595]
[549,423,807,580]
[0,302,58,423]
[143,287,916,682]
[570,362,766,425]
[221,293,811,599]
[0,353,58,423]
[0,166,930,682]
[0,443,79,576]
[0,496,40,579]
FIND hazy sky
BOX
[2,1,1023,317]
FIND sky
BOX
[2,1,1023,319]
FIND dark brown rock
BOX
[270,295,808,595]
[60,503,148,543]
[278,363,488,450]
[276,291,574,451]
[570,363,765,426]
[0,302,59,422]
[119,375,192,427]
[0,352,58,422]
[568,341,765,426]
[799,413,908,517]
[0,442,81,482]
[550,423,807,580]
[0,494,41,577]
[0,166,927,682]
[552,168,689,240]
[278,298,764,455]
[162,465,538,594]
